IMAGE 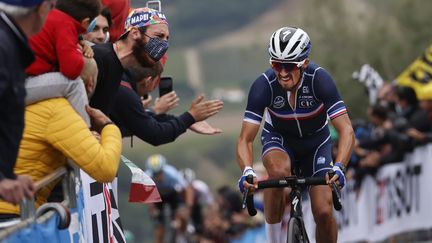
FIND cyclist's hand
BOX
[327,164,346,189]
[238,166,257,193]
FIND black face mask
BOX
[143,34,169,61]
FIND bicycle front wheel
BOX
[287,217,307,243]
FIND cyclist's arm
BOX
[312,68,354,166]
[184,184,194,209]
[237,122,261,171]
[237,73,271,170]
[331,113,355,167]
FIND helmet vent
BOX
[271,37,277,55]
[280,39,288,54]
[289,41,301,55]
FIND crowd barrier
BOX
[0,166,81,243]
[303,143,432,242]
[0,157,135,243]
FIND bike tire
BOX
[287,217,306,243]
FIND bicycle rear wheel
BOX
[287,217,307,243]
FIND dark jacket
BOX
[110,73,195,146]
[90,43,124,115]
[0,12,35,180]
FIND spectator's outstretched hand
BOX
[153,91,179,115]
[187,95,224,122]
[86,105,113,133]
[189,121,222,135]
[0,175,34,204]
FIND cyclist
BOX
[236,27,355,243]
[145,154,192,243]
[179,168,214,241]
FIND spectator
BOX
[377,82,398,113]
[0,0,53,204]
[353,104,393,186]
[145,154,191,243]
[26,0,101,79]
[90,7,169,115]
[110,63,224,146]
[101,0,129,42]
[0,58,122,224]
[405,84,432,143]
[216,186,249,238]
[23,0,101,127]
[83,7,112,44]
[392,85,430,150]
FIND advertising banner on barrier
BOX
[80,155,157,242]
[336,144,432,242]
[81,172,125,243]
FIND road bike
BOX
[242,172,342,243]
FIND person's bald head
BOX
[80,57,98,98]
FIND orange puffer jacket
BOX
[0,98,122,215]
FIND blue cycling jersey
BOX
[244,62,347,138]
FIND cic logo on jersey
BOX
[299,95,316,108]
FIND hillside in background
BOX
[122,1,432,242]
[132,0,280,46]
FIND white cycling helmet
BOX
[146,154,166,173]
[181,168,196,183]
[268,27,311,62]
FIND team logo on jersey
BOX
[273,96,285,109]
[317,156,326,165]
[302,86,309,94]
[299,97,316,108]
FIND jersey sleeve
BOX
[244,75,272,125]
[312,68,347,120]
[113,86,194,145]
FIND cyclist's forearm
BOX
[236,139,254,170]
[184,186,194,208]
[335,125,355,165]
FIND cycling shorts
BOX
[260,130,333,177]
[153,187,181,225]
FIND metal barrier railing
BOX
[0,165,78,240]
[19,166,67,219]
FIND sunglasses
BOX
[270,59,305,72]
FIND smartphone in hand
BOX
[146,0,161,11]
[159,76,173,97]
